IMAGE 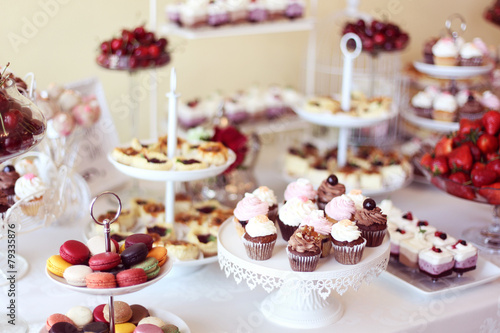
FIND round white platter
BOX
[401,107,459,132]
[413,61,493,79]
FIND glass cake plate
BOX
[384,256,500,295]
[413,61,493,79]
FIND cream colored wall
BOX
[2,0,499,141]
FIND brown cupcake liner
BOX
[286,247,320,272]
[360,229,386,247]
[242,237,276,261]
[320,235,332,258]
[332,238,366,265]
[277,218,299,242]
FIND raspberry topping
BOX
[396,228,406,234]
[402,212,413,220]
[417,220,429,227]
[434,231,447,240]
[431,246,442,253]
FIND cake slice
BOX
[418,246,455,280]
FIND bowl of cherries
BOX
[96,25,171,71]
[342,19,410,56]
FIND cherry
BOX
[141,32,154,46]
[417,220,429,227]
[129,56,139,69]
[187,99,199,108]
[29,118,45,136]
[3,165,15,172]
[4,133,22,153]
[147,45,160,58]
[373,33,386,46]
[402,212,413,220]
[100,41,111,54]
[110,38,123,52]
[133,26,146,39]
[156,53,170,66]
[133,46,149,59]
[431,246,442,253]
[434,231,447,240]
[460,240,467,246]
[2,109,21,130]
[155,38,167,51]
[0,91,10,113]
[121,29,135,43]
[396,228,406,234]
[327,174,338,186]
[363,198,376,210]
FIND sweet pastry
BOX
[284,147,310,177]
[135,324,163,333]
[0,165,19,197]
[63,265,93,287]
[458,93,484,120]
[147,246,168,267]
[147,223,175,243]
[387,226,414,258]
[324,194,355,223]
[252,186,278,222]
[125,233,154,251]
[97,209,135,232]
[423,37,438,64]
[131,151,173,171]
[285,0,305,19]
[86,235,118,255]
[399,233,432,269]
[284,177,316,203]
[197,141,229,166]
[330,219,366,265]
[103,301,133,324]
[248,0,268,22]
[459,42,483,66]
[82,322,109,333]
[303,96,340,114]
[111,147,141,166]
[224,93,249,124]
[85,272,117,289]
[418,246,455,280]
[49,322,78,333]
[353,198,387,247]
[305,161,330,187]
[121,243,149,267]
[277,196,316,241]
[446,239,478,274]
[233,193,269,237]
[207,0,229,26]
[66,306,93,330]
[266,0,287,20]
[345,189,365,209]
[228,0,249,23]
[426,231,457,247]
[116,268,148,287]
[241,214,278,261]
[129,304,150,325]
[14,158,38,176]
[88,252,121,271]
[14,173,46,216]
[137,202,166,227]
[187,230,218,257]
[300,210,333,258]
[114,322,136,333]
[316,174,345,210]
[411,91,433,119]
[432,92,457,122]
[46,254,72,278]
[432,37,458,66]
[286,225,322,272]
[59,240,90,265]
[165,240,200,261]
[174,156,208,171]
[46,313,76,332]
[480,91,500,111]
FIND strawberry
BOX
[486,152,500,162]
[420,152,433,170]
[471,168,497,187]
[487,159,500,177]
[431,156,449,176]
[462,141,481,162]
[459,118,482,136]
[478,182,500,205]
[472,161,486,172]
[477,133,499,154]
[447,145,473,172]
[446,172,476,200]
[482,110,500,136]
[434,137,453,157]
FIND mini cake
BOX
[459,42,483,66]
[137,202,166,227]
[227,0,249,24]
[263,85,287,119]
[458,93,484,120]
[111,147,141,166]
[346,189,365,210]
[14,173,46,216]
[174,156,208,171]
[165,240,200,261]
[265,0,287,20]
[432,92,457,122]
[407,220,436,236]
[284,147,309,177]
[224,93,249,124]
[252,186,278,223]
[330,219,366,265]
[233,193,269,237]
[480,91,500,111]
[446,239,478,274]
[179,0,208,28]
[387,226,414,258]
[197,141,229,166]
[399,233,432,269]
[432,37,458,66]
[187,230,217,257]
[411,91,433,119]
[418,246,455,280]
[353,198,387,247]
[324,194,355,223]
[316,174,345,210]
[207,0,230,26]
[277,196,316,241]
[286,225,322,272]
[305,161,330,187]
[0,165,20,198]
[241,214,278,260]
[285,0,305,19]
[248,0,268,22]
[359,168,383,190]
[300,210,333,258]
[426,231,457,247]
[178,99,207,129]
[283,178,316,203]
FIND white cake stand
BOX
[217,220,390,329]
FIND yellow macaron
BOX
[115,323,136,333]
[147,246,168,267]
[46,255,73,277]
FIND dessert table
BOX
[3,137,500,332]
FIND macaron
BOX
[59,240,90,265]
[162,324,181,333]
[103,301,133,323]
[66,306,93,329]
[121,243,148,267]
[134,324,163,333]
[46,255,73,277]
[125,233,154,250]
[132,257,158,274]
[138,317,166,327]
[87,235,118,255]
[147,247,168,267]
[86,272,117,289]
[63,265,93,286]
[116,268,148,287]
[115,322,136,333]
[93,304,107,323]
[82,321,110,333]
[89,252,121,271]
[129,304,150,325]
[46,313,75,331]
[49,321,79,333]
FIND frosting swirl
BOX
[0,169,20,190]
[234,193,269,221]
[284,178,316,202]
[316,179,345,203]
[278,196,316,227]
[354,207,387,227]
[330,219,361,242]
[300,210,332,236]
[14,173,46,199]
[252,186,277,207]
[288,225,321,253]
[411,91,432,109]
[433,92,457,112]
[481,91,500,110]
[346,189,365,210]
[325,194,355,221]
[432,37,458,57]
[245,215,277,237]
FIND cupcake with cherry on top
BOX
[233,193,269,238]
[353,198,387,247]
[300,210,333,258]
[316,174,346,210]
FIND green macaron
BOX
[131,257,159,279]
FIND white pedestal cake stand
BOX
[217,220,390,329]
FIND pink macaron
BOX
[46,313,75,331]
[134,323,163,333]
[116,268,148,287]
[86,272,117,289]
[88,252,121,271]
[59,240,90,265]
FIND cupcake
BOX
[411,91,433,119]
[316,174,345,210]
[284,178,316,203]
[345,189,366,210]
[252,186,278,223]
[432,37,458,66]
[480,91,500,111]
[432,92,457,122]
[0,165,20,201]
[458,93,484,120]
[422,37,438,64]
[241,215,278,261]
[277,196,316,241]
[324,194,355,223]
[353,198,387,247]
[330,219,366,265]
[233,193,269,238]
[300,210,333,258]
[14,173,46,216]
[459,42,483,66]
[286,225,322,272]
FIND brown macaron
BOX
[103,301,132,324]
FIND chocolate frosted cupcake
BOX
[0,165,20,203]
[252,186,278,223]
[286,225,322,272]
[354,198,387,247]
[458,94,485,120]
[300,210,333,258]
[316,174,346,210]
[242,215,278,261]
[330,219,366,265]
[233,193,269,238]
[277,196,316,241]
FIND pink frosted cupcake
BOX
[241,215,278,261]
[287,225,322,272]
[324,194,355,223]
[284,178,316,203]
[233,193,269,238]
[300,210,333,258]
[14,173,46,216]
[252,186,278,223]
[330,219,366,265]
[277,196,316,241]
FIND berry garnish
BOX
[460,240,467,246]
[435,231,447,240]
[402,212,413,220]
[396,228,406,234]
[327,174,338,186]
[363,198,376,210]
[3,165,15,172]
[417,220,429,227]
[431,246,442,253]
